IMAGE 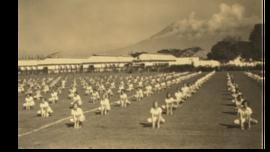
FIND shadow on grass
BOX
[221,103,235,107]
[112,104,121,107]
[222,97,233,100]
[139,122,152,128]
[95,111,101,115]
[65,122,74,128]
[219,123,239,129]
[222,92,230,96]
[222,111,237,115]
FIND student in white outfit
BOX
[148,101,165,129]
[106,88,114,98]
[135,88,144,101]
[91,90,100,104]
[37,97,53,118]
[85,85,93,96]
[18,84,25,94]
[49,89,59,104]
[234,95,244,112]
[120,91,130,108]
[71,92,82,108]
[165,93,174,115]
[127,83,134,92]
[174,89,183,105]
[34,89,42,101]
[23,93,35,110]
[70,104,85,129]
[99,94,111,115]
[68,86,76,99]
[234,100,258,130]
[61,79,66,89]
[42,84,50,94]
[144,85,153,96]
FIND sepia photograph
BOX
[18,0,264,149]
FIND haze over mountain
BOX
[19,0,262,59]
[108,3,260,58]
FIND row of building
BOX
[19,53,260,74]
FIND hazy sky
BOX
[18,0,262,56]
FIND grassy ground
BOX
[18,71,263,149]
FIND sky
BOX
[18,0,263,57]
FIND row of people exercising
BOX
[21,72,202,129]
[226,73,258,130]
[148,71,216,129]
[68,72,202,128]
[22,72,181,110]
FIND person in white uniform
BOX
[147,101,165,129]
[144,85,153,97]
[174,89,183,105]
[99,94,111,115]
[106,87,114,98]
[165,93,174,115]
[85,85,93,96]
[42,84,50,94]
[127,83,134,92]
[37,97,53,118]
[68,86,77,99]
[71,92,82,108]
[23,93,35,110]
[49,89,59,104]
[135,88,144,101]
[120,91,130,108]
[70,104,85,129]
[91,90,100,104]
[34,89,42,101]
[61,79,66,89]
[234,100,258,130]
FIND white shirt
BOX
[239,107,253,119]
[150,107,162,117]
[165,97,174,104]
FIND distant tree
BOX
[129,51,147,58]
[249,24,263,60]
[223,35,242,43]
[157,47,202,57]
[207,23,263,62]
[207,41,239,62]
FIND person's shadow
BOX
[219,123,239,129]
[222,111,237,115]
[65,122,74,128]
[139,122,152,128]
[221,103,235,107]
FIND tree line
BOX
[207,23,262,62]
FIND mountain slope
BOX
[108,25,253,58]
[108,4,259,58]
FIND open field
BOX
[18,71,263,149]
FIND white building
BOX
[135,53,176,66]
[193,59,220,67]
[18,60,41,72]
[18,55,134,74]
[226,56,263,67]
[84,55,134,72]
[38,58,87,73]
[169,57,199,66]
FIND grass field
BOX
[18,71,263,149]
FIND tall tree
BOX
[249,24,263,60]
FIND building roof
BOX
[86,55,133,63]
[137,53,176,61]
[18,60,40,66]
[38,58,87,65]
[18,56,134,66]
